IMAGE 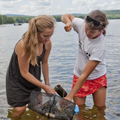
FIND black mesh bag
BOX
[28,90,76,120]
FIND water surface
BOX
[0,20,120,120]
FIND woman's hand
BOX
[61,14,75,32]
[44,85,56,94]
[64,22,73,32]
[64,95,72,102]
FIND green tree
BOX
[6,17,15,24]
[0,14,15,24]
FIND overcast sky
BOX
[0,0,120,16]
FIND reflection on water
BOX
[7,107,49,120]
[7,105,106,120]
[73,105,106,120]
[0,20,120,120]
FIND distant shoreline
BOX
[0,18,120,26]
[1,9,120,24]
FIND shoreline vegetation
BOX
[0,10,120,25]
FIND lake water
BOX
[0,20,120,120]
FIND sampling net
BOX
[28,90,76,120]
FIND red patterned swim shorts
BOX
[72,74,107,97]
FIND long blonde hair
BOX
[22,15,56,66]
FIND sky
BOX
[0,0,120,16]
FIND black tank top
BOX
[6,44,46,91]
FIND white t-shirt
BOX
[72,18,107,80]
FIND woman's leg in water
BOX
[11,105,26,120]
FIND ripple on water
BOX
[0,21,120,120]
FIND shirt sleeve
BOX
[89,47,106,62]
[72,18,84,33]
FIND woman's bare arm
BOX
[65,60,99,101]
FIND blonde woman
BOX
[6,15,56,119]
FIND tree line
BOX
[0,10,120,25]
[0,15,63,24]
[0,15,15,24]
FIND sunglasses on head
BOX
[86,16,103,27]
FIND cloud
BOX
[0,0,120,16]
[29,1,51,10]
[0,1,15,8]
[67,8,75,11]
[0,0,18,2]
[71,0,120,14]
[57,6,61,10]
[0,0,21,9]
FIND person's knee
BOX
[94,103,106,107]
[73,96,86,106]
[94,97,106,107]
[13,106,26,115]
[94,105,106,115]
